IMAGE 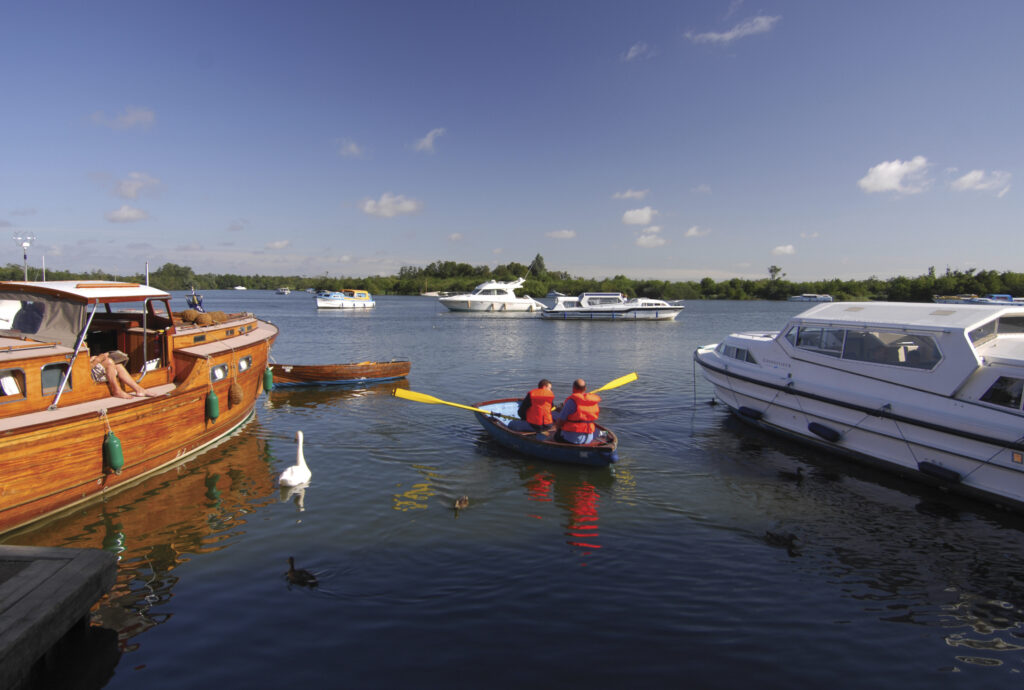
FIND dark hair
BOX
[573,378,586,392]
[538,379,551,388]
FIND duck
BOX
[285,557,318,588]
[454,495,469,510]
[278,430,311,487]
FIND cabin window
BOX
[980,377,1024,410]
[210,364,229,382]
[41,362,70,394]
[970,321,997,344]
[997,316,1024,334]
[0,368,25,400]
[719,344,757,364]
[238,356,252,372]
[784,327,797,346]
[841,330,941,369]
[794,327,844,357]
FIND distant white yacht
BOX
[438,277,545,313]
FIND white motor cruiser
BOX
[438,277,545,313]
[541,293,683,321]
[694,301,1024,511]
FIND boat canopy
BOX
[0,281,170,349]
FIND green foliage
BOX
[9,254,1024,303]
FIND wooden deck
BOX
[0,545,116,689]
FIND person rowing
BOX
[508,378,557,432]
[554,378,601,444]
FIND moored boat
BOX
[269,360,410,386]
[438,277,545,313]
[315,289,376,309]
[473,399,618,466]
[541,293,683,321]
[0,280,277,535]
[933,293,1019,305]
[694,300,1024,511]
[787,293,833,302]
[275,287,291,295]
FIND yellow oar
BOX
[393,387,516,418]
[592,371,638,393]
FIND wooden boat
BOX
[269,360,410,386]
[473,399,618,467]
[0,280,278,535]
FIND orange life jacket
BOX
[562,392,600,434]
[525,387,555,426]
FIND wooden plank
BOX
[0,546,116,690]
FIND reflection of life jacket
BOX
[525,388,555,426]
[562,392,601,434]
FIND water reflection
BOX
[520,463,615,562]
[8,422,277,651]
[263,378,409,411]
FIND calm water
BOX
[8,292,1024,688]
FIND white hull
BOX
[541,307,681,321]
[316,298,375,309]
[440,299,543,313]
[694,301,1024,511]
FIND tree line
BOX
[2,256,1021,303]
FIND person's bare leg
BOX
[115,364,158,396]
[104,362,132,399]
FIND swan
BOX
[278,430,311,487]
[285,556,318,588]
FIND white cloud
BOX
[266,240,290,250]
[858,156,929,194]
[622,42,652,62]
[414,128,446,153]
[105,205,148,223]
[772,244,795,255]
[685,225,710,238]
[448,233,463,241]
[686,15,781,44]
[92,106,155,130]
[692,183,712,194]
[623,206,657,225]
[951,169,1011,198]
[361,193,422,218]
[337,138,364,157]
[613,189,649,200]
[547,229,577,239]
[116,171,160,199]
[636,226,666,248]
[800,231,820,239]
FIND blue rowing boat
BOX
[473,399,618,467]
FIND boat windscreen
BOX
[0,292,86,348]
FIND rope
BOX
[100,408,112,434]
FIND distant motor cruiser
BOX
[438,277,545,313]
[541,293,683,321]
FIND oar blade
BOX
[393,387,443,405]
[593,371,638,393]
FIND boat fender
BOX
[103,431,124,474]
[808,422,841,443]
[206,389,220,421]
[263,367,274,392]
[229,381,243,406]
[918,461,961,484]
[738,406,763,421]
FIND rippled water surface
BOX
[8,292,1024,688]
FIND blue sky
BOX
[1,1,1021,282]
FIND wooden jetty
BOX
[0,545,116,689]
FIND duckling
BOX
[285,556,318,588]
[278,431,311,487]
[454,495,469,510]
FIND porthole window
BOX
[238,356,252,372]
[210,364,229,382]
[0,368,26,401]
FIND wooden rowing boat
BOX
[473,398,618,467]
[269,360,410,387]
[0,280,278,535]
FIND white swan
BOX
[278,430,311,487]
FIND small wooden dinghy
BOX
[473,398,618,467]
[269,360,410,387]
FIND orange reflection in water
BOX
[525,471,604,558]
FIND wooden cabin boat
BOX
[269,360,410,386]
[0,280,277,535]
[473,399,618,467]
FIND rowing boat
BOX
[269,360,410,387]
[473,398,618,467]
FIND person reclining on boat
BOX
[90,351,159,399]
[554,379,601,444]
[508,379,557,432]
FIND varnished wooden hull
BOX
[0,321,277,535]
[269,360,410,386]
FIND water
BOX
[8,292,1024,688]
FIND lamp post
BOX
[12,234,35,281]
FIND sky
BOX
[1,1,1021,282]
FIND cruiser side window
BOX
[981,376,1024,410]
[842,331,941,369]
[794,327,844,357]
